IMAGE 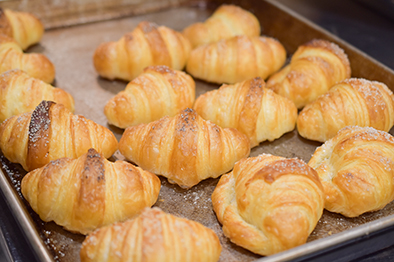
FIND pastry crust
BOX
[0,69,74,123]
[0,34,55,83]
[93,21,191,81]
[194,77,297,147]
[0,101,118,171]
[119,108,250,188]
[182,4,260,48]
[186,35,286,84]
[104,65,195,128]
[0,8,44,50]
[297,78,394,142]
[267,39,351,109]
[80,207,222,262]
[212,154,324,255]
[308,126,394,217]
[22,148,160,235]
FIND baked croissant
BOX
[266,39,351,109]
[297,78,394,142]
[0,101,118,171]
[93,21,191,81]
[0,69,74,123]
[21,148,161,235]
[80,207,222,262]
[182,4,260,48]
[119,108,250,188]
[212,154,324,256]
[193,77,297,147]
[308,126,394,217]
[0,34,55,83]
[104,65,195,129]
[186,35,286,84]
[0,8,44,50]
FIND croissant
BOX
[308,126,394,217]
[212,154,324,256]
[0,69,74,123]
[80,207,222,262]
[266,39,351,109]
[186,35,286,84]
[0,34,55,83]
[297,78,394,142]
[182,4,260,48]
[0,8,44,50]
[93,21,191,81]
[0,101,118,171]
[21,148,160,235]
[194,77,297,147]
[119,108,250,188]
[104,65,195,129]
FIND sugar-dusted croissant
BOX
[93,21,191,81]
[119,108,250,188]
[297,78,394,142]
[80,207,222,262]
[194,77,297,147]
[182,4,260,48]
[0,101,118,171]
[0,8,44,50]
[212,154,324,256]
[186,35,286,84]
[0,34,55,83]
[308,126,394,217]
[21,148,161,235]
[266,39,351,109]
[0,69,74,123]
[104,65,195,129]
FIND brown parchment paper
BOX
[1,2,394,262]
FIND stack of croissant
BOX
[2,3,394,262]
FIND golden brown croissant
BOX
[297,78,394,142]
[119,108,250,188]
[0,34,55,83]
[80,207,222,262]
[21,148,160,235]
[212,154,324,256]
[308,126,394,217]
[0,101,118,171]
[266,39,351,109]
[186,35,286,84]
[193,77,297,147]
[0,8,44,50]
[93,21,191,81]
[104,65,195,129]
[0,69,74,123]
[182,4,260,48]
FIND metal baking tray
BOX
[1,0,394,261]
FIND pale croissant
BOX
[93,21,191,81]
[80,207,222,262]
[0,8,44,50]
[267,39,351,109]
[119,108,250,188]
[297,78,394,142]
[182,4,260,48]
[0,69,74,123]
[104,65,195,129]
[0,34,55,83]
[0,101,118,171]
[186,35,286,84]
[194,77,297,147]
[308,126,394,217]
[22,148,161,235]
[212,154,324,256]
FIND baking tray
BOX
[1,0,394,261]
